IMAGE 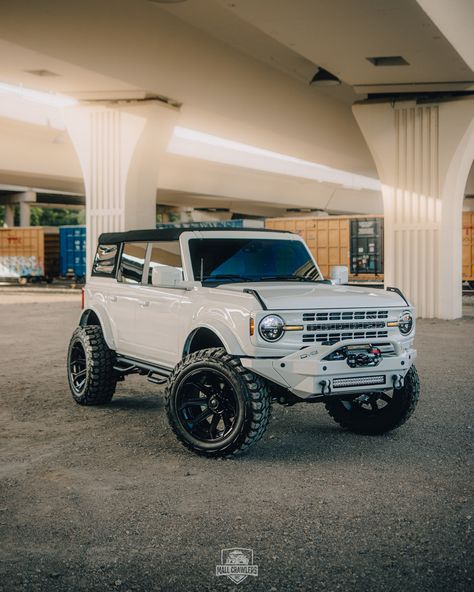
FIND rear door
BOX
[107,242,147,355]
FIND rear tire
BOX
[67,326,117,405]
[325,366,420,435]
[165,348,271,457]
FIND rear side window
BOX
[147,241,182,284]
[118,242,147,284]
[92,244,118,277]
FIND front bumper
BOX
[241,339,417,399]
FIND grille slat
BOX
[302,310,388,323]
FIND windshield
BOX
[188,238,322,283]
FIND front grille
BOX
[332,375,386,389]
[301,309,390,345]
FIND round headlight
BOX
[399,311,413,335]
[258,315,284,342]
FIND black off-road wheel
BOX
[325,366,420,435]
[67,326,117,405]
[165,348,271,457]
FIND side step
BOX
[114,355,173,385]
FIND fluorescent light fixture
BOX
[0,81,77,108]
[168,127,381,192]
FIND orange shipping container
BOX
[268,213,474,283]
[0,227,59,280]
[265,215,381,281]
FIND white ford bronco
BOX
[67,227,419,457]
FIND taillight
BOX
[81,287,85,309]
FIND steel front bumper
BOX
[241,339,417,399]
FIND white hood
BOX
[218,282,407,310]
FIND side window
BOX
[92,244,118,276]
[118,242,147,284]
[147,241,182,284]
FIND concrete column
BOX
[64,102,179,275]
[19,201,30,227]
[353,98,474,319]
[4,204,15,226]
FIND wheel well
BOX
[79,309,101,327]
[184,327,225,355]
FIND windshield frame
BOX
[179,230,323,285]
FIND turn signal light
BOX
[249,317,255,336]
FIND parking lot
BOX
[0,292,472,592]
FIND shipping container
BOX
[0,227,59,282]
[156,219,264,229]
[265,215,383,281]
[267,213,474,284]
[59,225,86,279]
[350,217,384,276]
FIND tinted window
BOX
[147,241,182,284]
[189,238,320,282]
[92,244,118,276]
[118,242,147,284]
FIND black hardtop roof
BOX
[98,227,293,244]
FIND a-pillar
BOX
[64,102,179,275]
[353,98,474,319]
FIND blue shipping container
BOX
[59,226,86,278]
[156,219,264,229]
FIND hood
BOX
[217,282,407,310]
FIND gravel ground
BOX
[0,294,472,592]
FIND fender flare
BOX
[183,322,246,357]
[79,305,117,350]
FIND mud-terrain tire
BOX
[325,366,420,435]
[165,348,271,457]
[67,326,117,405]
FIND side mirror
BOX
[151,265,183,287]
[151,266,200,290]
[329,265,349,285]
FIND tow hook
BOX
[320,380,332,396]
[392,374,404,389]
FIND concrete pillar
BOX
[19,201,30,227]
[4,204,15,226]
[353,98,474,319]
[64,102,179,275]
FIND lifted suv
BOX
[67,228,419,457]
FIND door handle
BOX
[139,300,150,308]
[108,295,117,302]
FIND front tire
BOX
[165,348,271,457]
[325,366,420,435]
[67,326,117,405]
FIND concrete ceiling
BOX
[208,0,474,93]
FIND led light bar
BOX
[332,375,385,389]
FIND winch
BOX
[323,344,383,368]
